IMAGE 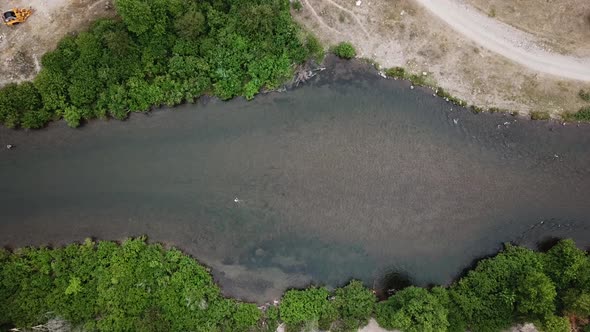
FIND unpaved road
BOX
[414,0,590,82]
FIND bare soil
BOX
[0,0,115,86]
[293,0,590,118]
[465,0,590,57]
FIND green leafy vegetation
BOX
[333,42,357,59]
[0,0,316,129]
[291,0,303,11]
[377,286,449,332]
[385,66,406,79]
[564,106,590,122]
[0,237,260,331]
[1,239,589,331]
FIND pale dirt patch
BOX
[0,0,115,86]
[293,0,590,117]
[464,0,590,57]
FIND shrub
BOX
[333,42,356,59]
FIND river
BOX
[1,57,589,302]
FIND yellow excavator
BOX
[3,7,32,26]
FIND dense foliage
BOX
[0,237,260,331]
[376,286,449,332]
[333,42,357,59]
[0,0,320,129]
[1,239,589,332]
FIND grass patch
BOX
[470,105,484,114]
[563,106,590,122]
[305,34,325,63]
[332,42,356,59]
[579,89,590,102]
[435,87,466,106]
[530,111,551,120]
[291,0,303,11]
[384,67,407,79]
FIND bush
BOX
[579,89,590,102]
[333,42,357,59]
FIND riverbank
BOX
[2,238,587,331]
[2,0,590,126]
[293,0,590,119]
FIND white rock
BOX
[356,0,362,6]
[6,144,12,149]
[410,85,414,90]
[422,71,427,76]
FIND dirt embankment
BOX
[293,0,590,117]
[0,0,115,86]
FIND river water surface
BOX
[1,58,590,302]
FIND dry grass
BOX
[465,0,590,57]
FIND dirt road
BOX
[413,0,590,82]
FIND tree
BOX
[544,239,590,293]
[542,315,570,332]
[279,287,332,327]
[515,270,556,319]
[114,0,155,35]
[333,280,376,331]
[376,286,449,332]
[450,245,554,332]
[173,7,206,39]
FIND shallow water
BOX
[1,57,590,302]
